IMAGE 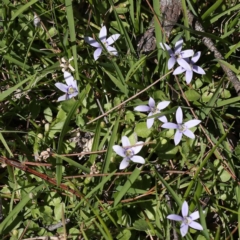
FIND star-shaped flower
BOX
[173,51,206,84]
[112,136,145,170]
[167,201,203,237]
[160,39,194,70]
[161,107,201,145]
[134,97,170,129]
[84,26,120,61]
[55,71,78,102]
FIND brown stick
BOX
[0,156,83,199]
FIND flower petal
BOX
[185,70,193,84]
[55,83,68,93]
[132,141,144,154]
[190,211,200,221]
[57,94,67,102]
[119,158,130,170]
[64,71,71,80]
[174,130,183,145]
[147,112,155,129]
[181,201,189,217]
[148,97,155,108]
[173,66,186,75]
[107,34,120,45]
[130,155,145,164]
[184,120,201,128]
[65,73,75,86]
[181,49,194,58]
[122,136,131,148]
[192,65,206,75]
[168,57,176,70]
[191,51,201,63]
[113,145,126,157]
[69,92,78,99]
[174,38,183,53]
[167,214,183,221]
[158,115,168,123]
[72,80,78,90]
[84,36,101,48]
[134,105,150,112]
[177,58,191,71]
[160,42,173,55]
[94,48,102,60]
[106,46,118,55]
[176,107,183,124]
[161,122,178,129]
[189,221,203,230]
[183,129,195,139]
[157,101,170,110]
[180,223,189,237]
[99,26,107,41]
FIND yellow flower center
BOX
[68,86,77,95]
[125,149,133,158]
[178,124,187,133]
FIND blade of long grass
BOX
[56,84,91,186]
[114,167,141,206]
[201,0,223,20]
[65,0,79,79]
[125,55,147,83]
[0,133,13,157]
[0,75,34,102]
[88,120,101,165]
[155,171,182,207]
[102,68,127,95]
[53,154,90,174]
[210,4,240,24]
[102,114,120,174]
[181,0,190,40]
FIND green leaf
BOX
[132,219,149,231]
[184,89,201,101]
[44,107,53,123]
[134,122,151,138]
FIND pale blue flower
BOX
[55,71,78,102]
[113,136,145,170]
[173,51,206,84]
[85,26,120,60]
[134,97,170,129]
[160,39,193,70]
[167,201,203,237]
[161,107,201,145]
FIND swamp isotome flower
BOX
[173,51,206,84]
[134,97,170,129]
[167,201,203,237]
[161,107,201,145]
[84,26,120,61]
[112,136,145,170]
[55,71,78,101]
[160,39,193,70]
